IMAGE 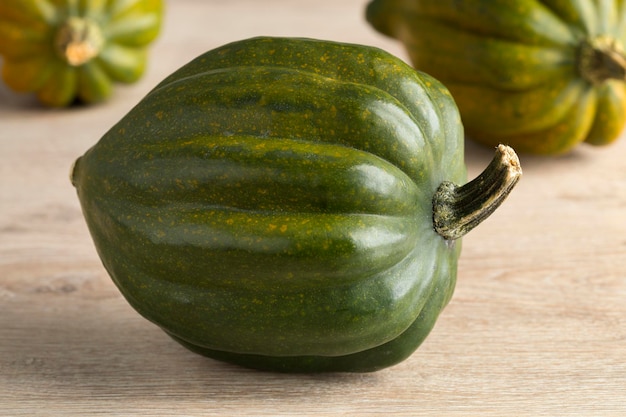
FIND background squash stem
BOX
[433,145,522,241]
[54,16,105,66]
[579,36,626,85]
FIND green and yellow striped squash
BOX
[367,0,626,155]
[0,0,162,106]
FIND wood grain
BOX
[1,1,625,415]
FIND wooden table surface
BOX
[2,1,626,416]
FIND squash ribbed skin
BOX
[367,0,626,154]
[0,0,162,106]
[72,37,466,372]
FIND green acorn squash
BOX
[0,0,163,107]
[366,0,626,155]
[71,37,521,372]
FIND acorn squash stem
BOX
[579,36,626,84]
[432,145,521,241]
[54,17,105,66]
